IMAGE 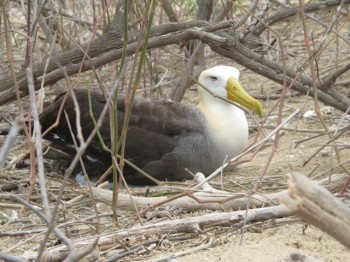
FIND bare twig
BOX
[26,68,50,215]
[11,195,75,252]
[253,0,350,36]
[1,16,349,112]
[0,252,27,262]
[0,119,21,168]
[153,235,215,261]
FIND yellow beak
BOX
[226,77,263,118]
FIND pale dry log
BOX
[280,172,350,249]
[90,173,347,212]
[31,205,288,262]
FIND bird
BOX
[39,65,263,185]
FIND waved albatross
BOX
[39,66,263,185]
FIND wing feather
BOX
[40,89,209,184]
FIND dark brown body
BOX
[40,89,219,185]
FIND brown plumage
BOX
[40,90,216,185]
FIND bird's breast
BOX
[198,101,249,159]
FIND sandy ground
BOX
[177,223,350,262]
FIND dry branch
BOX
[169,0,213,102]
[90,173,348,212]
[0,20,209,105]
[1,1,350,112]
[0,120,21,168]
[280,172,350,249]
[27,205,288,261]
[253,0,350,36]
[29,169,350,261]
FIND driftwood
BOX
[280,172,350,249]
[90,173,348,212]
[26,205,288,262]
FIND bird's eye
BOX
[209,76,217,81]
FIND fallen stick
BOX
[152,235,215,262]
[90,173,348,212]
[27,205,289,261]
[20,174,348,261]
[280,172,350,249]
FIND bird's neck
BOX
[197,91,249,158]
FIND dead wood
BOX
[252,0,350,36]
[15,173,349,261]
[280,172,350,249]
[0,20,210,105]
[1,1,350,112]
[162,0,179,22]
[28,205,288,262]
[90,173,347,212]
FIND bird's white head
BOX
[197,65,263,117]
